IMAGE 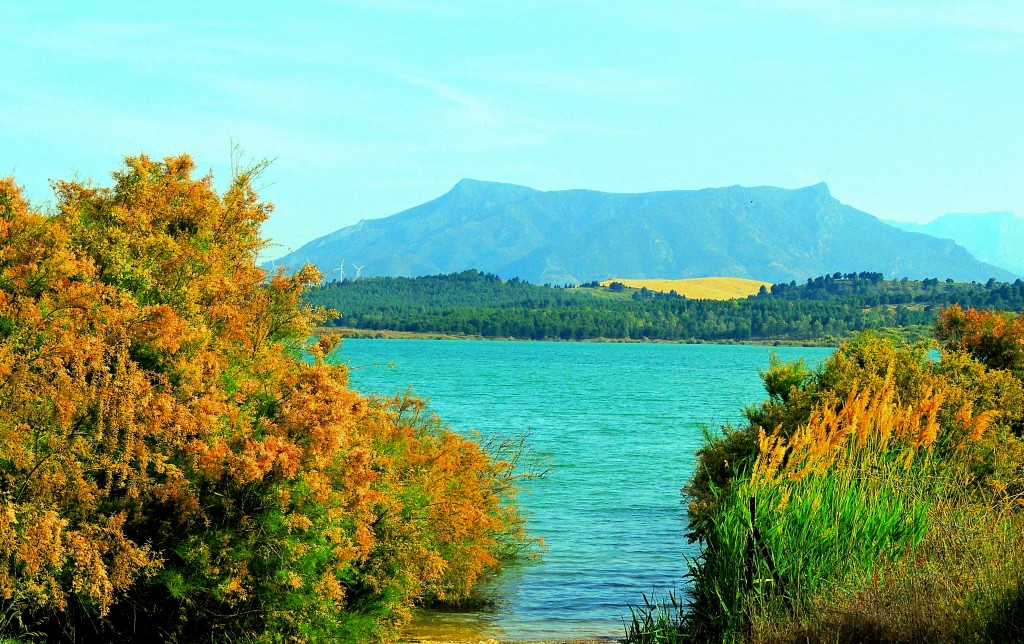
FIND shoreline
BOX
[399,634,610,638]
[398,613,622,644]
[316,326,838,348]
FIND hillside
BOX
[888,212,1024,278]
[270,180,1014,284]
[599,277,771,300]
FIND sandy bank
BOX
[401,639,613,644]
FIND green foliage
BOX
[633,321,1024,643]
[937,304,1024,379]
[303,270,1024,343]
[684,426,757,544]
[0,159,535,642]
[688,454,932,641]
[761,354,813,403]
[623,592,688,644]
[687,334,934,545]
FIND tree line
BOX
[303,270,1024,343]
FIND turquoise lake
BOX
[335,340,834,640]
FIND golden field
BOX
[599,277,771,300]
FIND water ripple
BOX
[339,340,831,639]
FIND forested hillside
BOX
[304,270,1024,343]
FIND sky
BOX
[3,1,1023,260]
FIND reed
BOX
[647,356,1022,642]
[622,591,688,644]
[625,326,1024,642]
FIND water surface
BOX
[336,340,832,640]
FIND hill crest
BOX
[887,212,1023,278]
[271,180,1014,285]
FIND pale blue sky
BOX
[3,1,1022,259]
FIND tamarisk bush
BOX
[0,155,532,641]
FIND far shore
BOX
[315,326,838,348]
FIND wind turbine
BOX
[353,264,365,280]
[332,260,346,283]
[267,244,292,272]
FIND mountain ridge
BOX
[887,212,1024,278]
[272,180,1015,284]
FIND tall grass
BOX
[631,363,1024,643]
[622,592,688,644]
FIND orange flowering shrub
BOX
[0,156,530,641]
[937,304,1024,376]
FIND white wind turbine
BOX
[353,264,365,280]
[267,245,294,276]
[332,260,346,283]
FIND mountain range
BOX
[271,180,1016,285]
[887,212,1024,279]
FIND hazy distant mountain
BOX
[271,180,1015,284]
[887,212,1024,279]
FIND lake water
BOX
[335,340,833,640]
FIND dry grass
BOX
[599,277,771,300]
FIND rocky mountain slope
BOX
[888,212,1023,279]
[272,180,1014,284]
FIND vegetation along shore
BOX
[314,325,838,347]
[623,306,1024,642]
[5,154,1024,642]
[0,156,538,642]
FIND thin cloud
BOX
[392,72,569,151]
[953,35,1024,55]
[461,68,689,107]
[749,0,1024,36]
